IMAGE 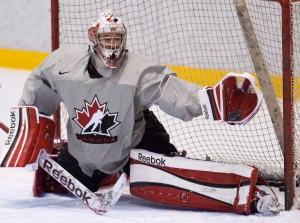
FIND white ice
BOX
[0,67,300,223]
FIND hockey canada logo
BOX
[72,95,121,144]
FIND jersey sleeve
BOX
[18,51,61,116]
[137,65,203,121]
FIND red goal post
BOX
[51,0,300,211]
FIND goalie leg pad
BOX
[130,149,259,214]
[0,106,55,167]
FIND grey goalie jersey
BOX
[19,45,203,176]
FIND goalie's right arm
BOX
[0,106,56,167]
[18,68,61,116]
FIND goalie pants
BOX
[57,109,178,192]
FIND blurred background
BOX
[0,0,51,70]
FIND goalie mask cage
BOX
[51,0,300,210]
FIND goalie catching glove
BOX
[0,106,55,167]
[198,72,263,125]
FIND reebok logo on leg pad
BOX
[138,153,166,166]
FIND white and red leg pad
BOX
[130,149,259,214]
[0,106,55,167]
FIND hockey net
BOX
[52,0,300,209]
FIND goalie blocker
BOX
[130,149,279,215]
[0,106,55,167]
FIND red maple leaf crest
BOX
[73,96,106,129]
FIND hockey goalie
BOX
[0,9,280,216]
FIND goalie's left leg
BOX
[129,149,280,215]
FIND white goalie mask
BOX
[88,10,127,69]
